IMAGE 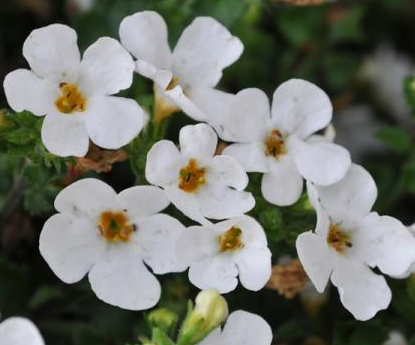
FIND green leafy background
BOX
[1,0,415,344]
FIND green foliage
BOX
[376,127,412,154]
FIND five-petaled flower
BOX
[119,11,243,134]
[177,216,271,293]
[4,24,146,157]
[145,123,255,225]
[296,164,415,320]
[39,178,186,310]
[0,317,44,345]
[197,310,272,345]
[223,79,352,206]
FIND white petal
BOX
[232,216,268,246]
[207,155,248,190]
[289,136,351,186]
[23,24,80,83]
[78,37,134,96]
[197,328,222,345]
[189,256,238,293]
[236,247,271,291]
[0,317,44,345]
[164,85,206,121]
[41,111,89,157]
[353,212,415,277]
[39,213,104,283]
[306,181,331,237]
[117,186,169,218]
[296,231,335,293]
[173,17,243,88]
[85,96,144,150]
[312,164,377,225]
[135,214,187,274]
[261,156,303,206]
[179,123,217,159]
[119,11,172,71]
[221,310,272,345]
[145,140,182,186]
[271,79,332,139]
[224,88,270,142]
[331,258,391,321]
[3,69,58,116]
[188,87,235,140]
[89,245,161,310]
[164,186,210,226]
[54,178,117,218]
[223,142,269,173]
[198,185,255,220]
[176,225,218,264]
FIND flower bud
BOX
[148,308,178,334]
[180,289,228,345]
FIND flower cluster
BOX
[4,9,415,344]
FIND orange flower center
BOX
[265,129,286,159]
[327,223,352,253]
[98,211,135,242]
[218,227,244,252]
[55,83,87,114]
[179,159,206,193]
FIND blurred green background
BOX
[1,0,415,344]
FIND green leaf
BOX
[404,75,415,114]
[328,7,365,43]
[152,328,175,345]
[376,127,412,154]
[29,285,64,310]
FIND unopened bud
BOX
[180,289,228,345]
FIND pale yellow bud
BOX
[180,289,228,345]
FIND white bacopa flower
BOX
[4,24,146,157]
[39,178,186,310]
[222,79,352,206]
[296,164,415,320]
[384,331,408,345]
[145,123,255,225]
[177,216,271,293]
[119,11,243,131]
[197,310,272,345]
[394,224,415,278]
[0,317,44,345]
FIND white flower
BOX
[119,11,243,132]
[198,310,272,345]
[363,45,413,122]
[222,79,351,206]
[145,123,255,225]
[4,24,146,157]
[384,331,408,345]
[177,216,271,293]
[69,0,96,12]
[296,164,415,320]
[39,178,186,310]
[394,224,415,278]
[0,317,44,345]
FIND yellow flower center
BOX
[179,159,206,193]
[55,83,87,114]
[265,129,286,159]
[218,227,244,253]
[98,211,135,242]
[327,223,352,254]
